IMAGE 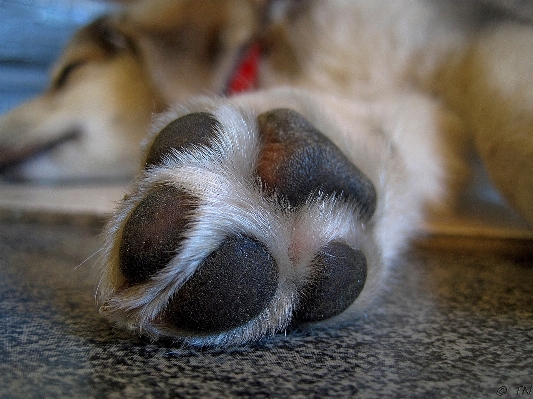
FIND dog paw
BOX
[98,102,379,346]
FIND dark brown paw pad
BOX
[119,185,199,285]
[293,241,367,322]
[145,112,221,168]
[257,108,377,220]
[167,235,278,333]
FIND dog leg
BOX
[98,85,442,345]
[437,22,533,226]
[97,90,440,346]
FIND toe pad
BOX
[294,241,367,322]
[119,186,199,284]
[167,235,279,333]
[257,109,377,220]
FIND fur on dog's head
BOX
[0,15,158,180]
[0,0,295,181]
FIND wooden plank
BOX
[0,183,126,225]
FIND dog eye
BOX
[53,61,85,90]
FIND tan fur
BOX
[431,22,533,223]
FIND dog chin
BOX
[2,151,136,183]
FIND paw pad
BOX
[119,186,199,284]
[293,241,367,322]
[257,109,376,220]
[167,235,278,333]
[145,112,220,167]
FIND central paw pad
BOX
[99,104,377,345]
[168,235,278,333]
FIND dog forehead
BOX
[76,16,135,54]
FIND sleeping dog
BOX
[1,0,532,345]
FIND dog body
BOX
[1,0,532,345]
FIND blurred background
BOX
[0,0,113,114]
[2,0,533,116]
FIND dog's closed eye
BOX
[52,61,86,90]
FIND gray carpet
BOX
[1,219,532,399]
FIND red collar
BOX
[224,42,262,96]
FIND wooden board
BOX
[0,183,127,224]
